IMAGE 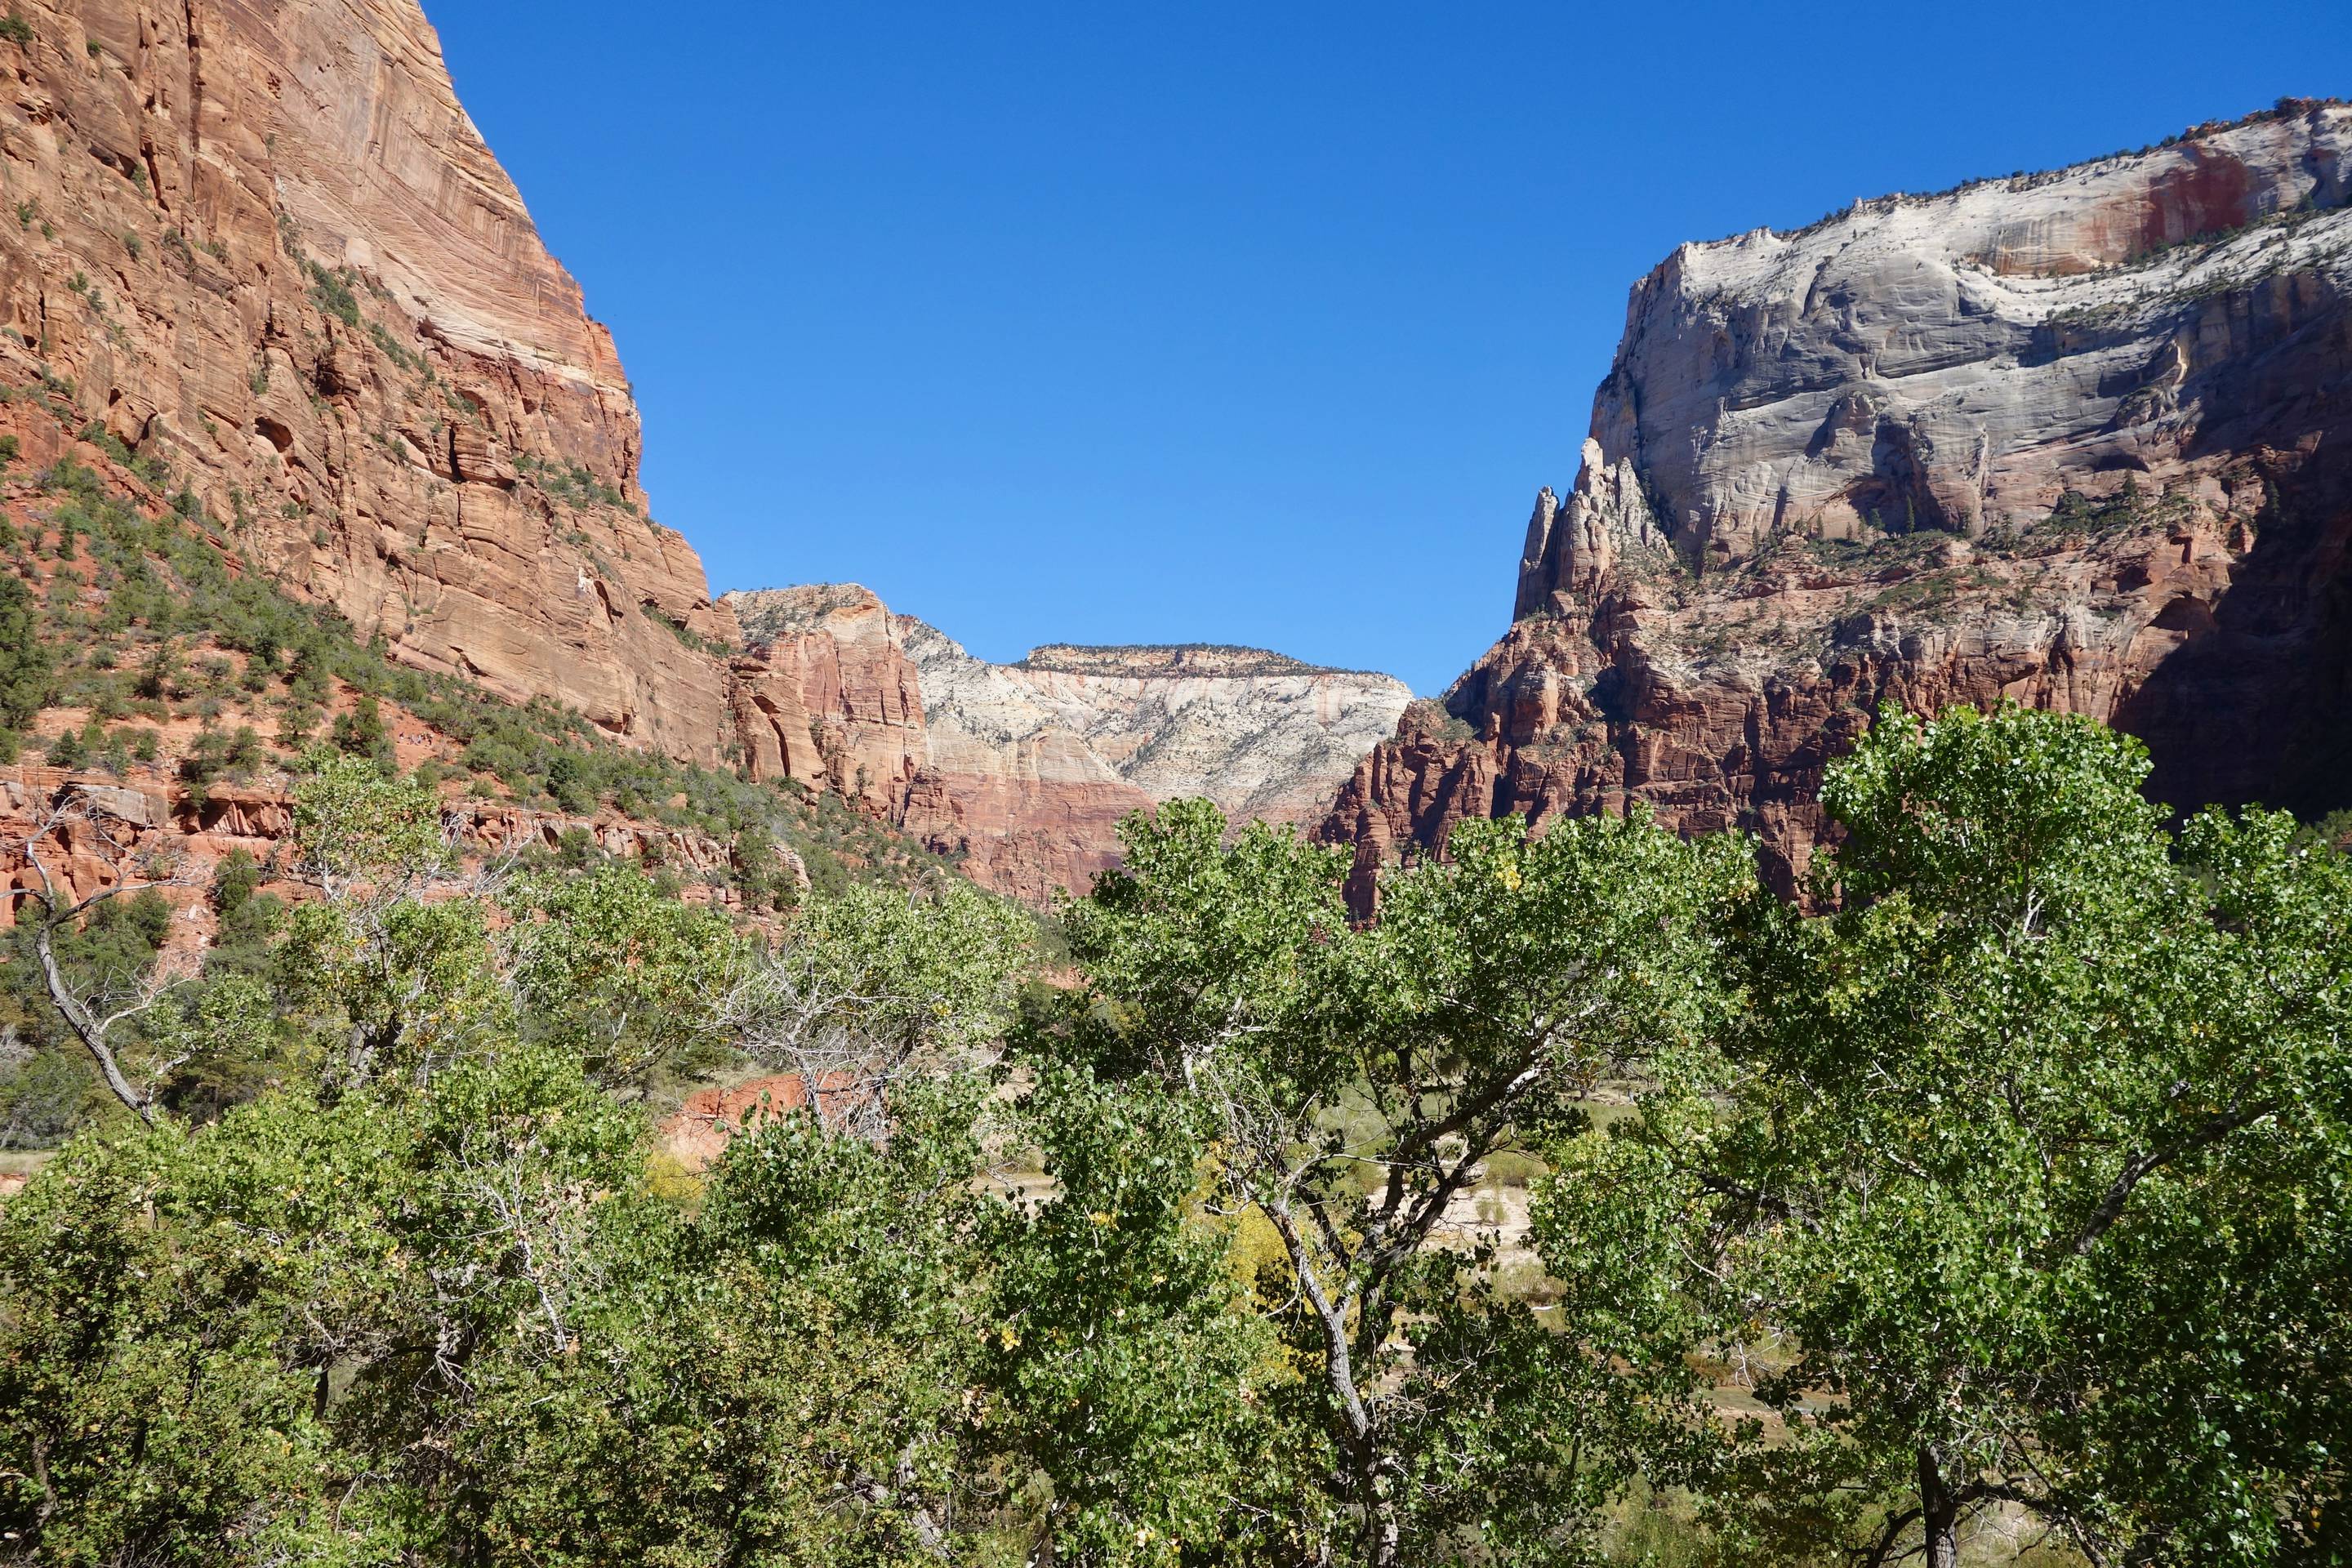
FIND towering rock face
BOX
[1326,100,2352,899]
[723,587,1414,902]
[725,585,926,817]
[0,0,741,760]
[0,0,1416,907]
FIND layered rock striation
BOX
[726,585,925,817]
[903,620,1411,901]
[1326,100,2352,901]
[0,0,742,760]
[723,586,1413,902]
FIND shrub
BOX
[329,693,389,761]
[304,260,361,327]
[210,849,262,918]
[0,575,51,725]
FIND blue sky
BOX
[433,2,2347,694]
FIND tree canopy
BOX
[2,706,2347,1566]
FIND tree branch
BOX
[2070,1101,2277,1255]
[1697,1170,1820,1233]
[1855,1502,1924,1568]
[13,805,187,1125]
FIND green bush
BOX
[0,574,51,725]
[209,849,262,918]
[329,693,389,761]
[303,260,361,327]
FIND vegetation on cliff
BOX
[2,706,2345,1566]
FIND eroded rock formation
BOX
[726,585,926,817]
[0,0,742,761]
[1325,100,2352,902]
[0,761,781,982]
[900,620,1410,901]
[724,586,1413,902]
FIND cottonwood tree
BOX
[0,766,1039,1564]
[714,875,1031,1138]
[275,755,510,1089]
[500,862,744,1088]
[1539,705,2352,1566]
[1018,800,1744,1566]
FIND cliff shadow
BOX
[2114,462,2352,825]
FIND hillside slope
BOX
[0,0,742,760]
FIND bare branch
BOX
[8,799,195,1126]
[1697,1170,1822,1233]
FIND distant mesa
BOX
[719,586,1411,902]
[1015,644,1382,680]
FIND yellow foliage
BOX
[644,1148,706,1209]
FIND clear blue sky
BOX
[432,2,2346,694]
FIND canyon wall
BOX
[725,584,926,818]
[0,0,1404,906]
[0,0,742,760]
[728,586,1413,902]
[1324,100,2352,900]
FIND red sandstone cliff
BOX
[0,0,1414,906]
[1322,100,2352,902]
[725,585,927,817]
[0,0,742,761]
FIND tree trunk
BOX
[1918,1446,1960,1568]
[1259,1198,1392,1566]
[1360,1458,1401,1568]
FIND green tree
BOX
[978,1050,1295,1565]
[445,1073,1000,1565]
[0,851,1031,1563]
[275,757,502,1088]
[0,1039,650,1564]
[0,572,51,728]
[329,691,390,761]
[208,847,263,918]
[719,876,1032,1136]
[1022,799,1744,1566]
[3,797,189,1126]
[500,862,744,1085]
[1544,705,2352,1566]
